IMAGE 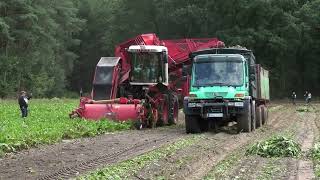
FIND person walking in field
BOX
[307,92,312,104]
[18,91,31,118]
[291,91,297,105]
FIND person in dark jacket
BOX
[18,91,31,118]
[291,91,297,105]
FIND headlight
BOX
[188,103,196,107]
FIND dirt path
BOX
[0,127,186,180]
[127,105,290,180]
[206,104,318,180]
[0,104,290,180]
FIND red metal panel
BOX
[162,38,224,67]
[83,104,142,121]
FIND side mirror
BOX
[250,74,256,81]
[249,65,256,74]
[182,65,191,76]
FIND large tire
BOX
[185,115,201,134]
[157,94,169,126]
[256,106,263,128]
[237,100,252,133]
[251,100,256,131]
[168,94,179,125]
[261,105,268,125]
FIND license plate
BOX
[207,113,223,118]
[234,102,244,107]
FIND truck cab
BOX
[184,47,269,133]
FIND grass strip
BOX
[79,135,202,180]
[0,99,131,156]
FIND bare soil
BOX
[0,103,318,180]
[206,104,317,180]
[0,127,186,179]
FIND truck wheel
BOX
[168,94,179,125]
[256,106,263,128]
[237,100,252,133]
[261,106,268,125]
[185,115,201,134]
[251,100,256,131]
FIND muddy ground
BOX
[0,102,319,180]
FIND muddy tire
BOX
[261,105,268,125]
[256,106,263,128]
[237,100,252,133]
[168,94,179,125]
[185,115,201,134]
[157,95,169,126]
[251,100,256,131]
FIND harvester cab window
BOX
[130,52,163,83]
[94,66,113,85]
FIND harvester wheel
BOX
[134,119,143,130]
[157,95,169,126]
[185,115,201,134]
[168,93,179,125]
[251,100,256,131]
[261,105,268,125]
[237,100,252,133]
[256,106,263,128]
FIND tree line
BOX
[1,0,320,98]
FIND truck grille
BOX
[205,107,222,113]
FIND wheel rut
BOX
[0,128,185,180]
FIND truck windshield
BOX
[130,52,164,83]
[192,61,244,87]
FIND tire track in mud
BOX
[38,135,173,180]
[295,111,316,180]
[0,104,285,180]
[189,105,294,179]
[217,105,317,180]
[222,106,303,180]
[0,128,186,180]
[129,105,288,179]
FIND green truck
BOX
[183,47,270,133]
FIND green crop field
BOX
[0,99,131,156]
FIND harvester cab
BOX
[128,45,168,86]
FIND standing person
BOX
[18,91,31,118]
[307,92,312,104]
[291,91,297,105]
[304,91,309,104]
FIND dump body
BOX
[256,64,270,101]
